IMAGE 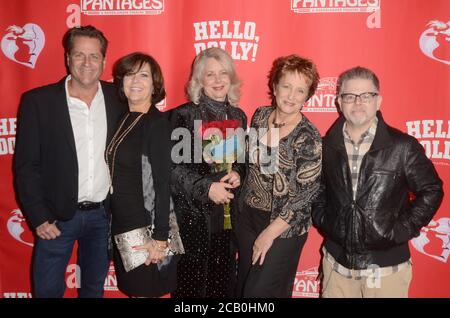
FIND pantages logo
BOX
[81,0,164,16]
[291,0,380,13]
[419,20,450,66]
[303,77,338,113]
[66,263,118,291]
[292,267,320,298]
[105,263,119,291]
[193,21,260,62]
[406,119,450,166]
[411,217,450,263]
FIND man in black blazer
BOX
[14,25,125,298]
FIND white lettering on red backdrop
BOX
[65,263,118,291]
[104,264,119,291]
[291,0,380,13]
[81,0,164,15]
[304,77,338,113]
[290,0,381,28]
[66,4,81,28]
[419,20,450,66]
[193,21,260,62]
[406,120,450,165]
[1,24,45,69]
[0,118,16,156]
[293,267,320,298]
[66,264,81,289]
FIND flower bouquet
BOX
[198,119,244,230]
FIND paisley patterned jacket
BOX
[242,106,322,238]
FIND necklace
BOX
[272,110,302,129]
[105,112,145,194]
[272,118,286,129]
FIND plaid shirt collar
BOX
[343,117,378,146]
[343,117,378,198]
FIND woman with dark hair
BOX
[169,47,247,298]
[107,52,183,297]
[237,54,322,298]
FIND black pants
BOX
[236,204,308,298]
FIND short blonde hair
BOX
[187,47,241,106]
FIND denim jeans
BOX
[32,207,109,298]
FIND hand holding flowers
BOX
[199,119,244,229]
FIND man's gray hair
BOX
[337,66,380,94]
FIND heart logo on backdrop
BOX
[411,217,450,263]
[1,23,45,69]
[7,209,34,247]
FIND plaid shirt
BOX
[343,117,378,199]
[323,247,412,280]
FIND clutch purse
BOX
[114,220,184,272]
[114,226,153,272]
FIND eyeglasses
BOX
[339,92,378,104]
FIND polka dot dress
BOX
[171,212,237,298]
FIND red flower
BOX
[198,119,241,139]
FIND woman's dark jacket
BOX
[168,96,247,234]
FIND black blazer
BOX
[14,77,126,229]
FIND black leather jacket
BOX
[313,112,443,269]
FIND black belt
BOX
[77,201,102,211]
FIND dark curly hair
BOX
[113,52,166,105]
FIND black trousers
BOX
[236,204,308,298]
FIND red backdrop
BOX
[1,0,449,298]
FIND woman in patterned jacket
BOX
[237,54,322,298]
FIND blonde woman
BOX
[169,47,247,297]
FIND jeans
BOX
[32,207,109,298]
